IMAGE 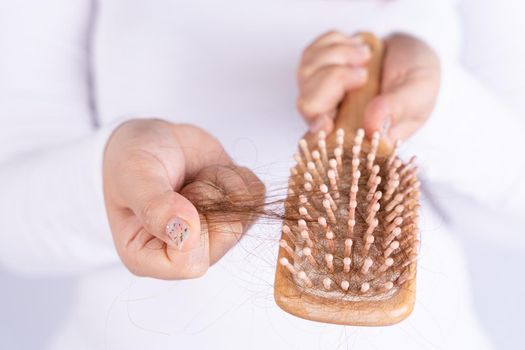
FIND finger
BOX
[363,33,440,143]
[299,43,371,83]
[180,183,241,266]
[124,218,210,280]
[363,72,438,143]
[362,93,398,142]
[180,165,265,265]
[308,111,336,134]
[304,31,363,56]
[217,165,265,233]
[388,118,425,143]
[206,166,264,265]
[205,216,243,265]
[297,65,368,126]
[171,124,232,178]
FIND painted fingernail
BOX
[354,67,367,79]
[356,44,371,57]
[166,217,190,250]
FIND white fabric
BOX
[0,0,119,273]
[47,207,490,350]
[0,0,523,349]
[460,0,525,114]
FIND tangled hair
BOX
[183,131,420,298]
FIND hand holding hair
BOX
[297,31,440,143]
[103,119,265,280]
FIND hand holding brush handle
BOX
[297,31,440,143]
[275,33,422,326]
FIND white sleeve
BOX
[367,0,525,218]
[0,0,120,274]
[372,0,462,63]
[459,0,525,114]
[405,64,525,220]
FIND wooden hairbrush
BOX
[274,33,420,326]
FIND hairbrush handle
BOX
[333,33,384,138]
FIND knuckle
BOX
[304,30,343,57]
[127,266,147,278]
[299,48,310,63]
[300,48,312,64]
[371,95,391,112]
[140,199,156,225]
[331,44,362,61]
[297,66,311,82]
[296,96,313,117]
[234,166,266,202]
[180,260,209,279]
[324,65,348,82]
[322,30,343,41]
[176,123,207,137]
[121,255,147,277]
[250,174,266,196]
[140,196,164,235]
[326,43,347,54]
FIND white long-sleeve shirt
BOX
[1,0,524,274]
[0,0,119,273]
[0,0,523,349]
[0,0,455,273]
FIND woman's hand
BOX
[297,31,440,143]
[103,119,265,280]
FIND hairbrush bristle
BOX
[280,128,420,300]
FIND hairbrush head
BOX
[274,128,420,326]
[275,32,419,326]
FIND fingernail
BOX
[356,44,371,57]
[381,116,392,136]
[381,116,395,145]
[349,34,364,44]
[354,67,368,80]
[310,114,329,133]
[166,217,190,250]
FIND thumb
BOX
[131,189,212,279]
[116,156,203,252]
[134,189,202,252]
[110,161,211,279]
[362,91,404,144]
